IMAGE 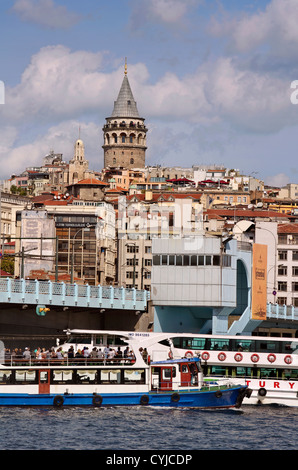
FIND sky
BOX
[0,0,298,187]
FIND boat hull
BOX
[0,386,247,408]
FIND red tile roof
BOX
[278,223,298,233]
[72,178,109,186]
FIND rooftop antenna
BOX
[124,57,127,75]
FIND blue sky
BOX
[0,0,298,187]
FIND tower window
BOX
[130,158,134,164]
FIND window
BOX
[292,266,298,276]
[127,258,138,266]
[278,281,287,292]
[0,370,12,383]
[76,370,97,384]
[100,369,121,384]
[144,259,152,266]
[277,297,287,305]
[52,370,74,383]
[145,246,151,254]
[292,282,298,292]
[278,266,287,275]
[191,255,197,266]
[126,271,138,279]
[153,255,160,265]
[124,369,145,384]
[15,370,37,383]
[278,250,287,261]
[127,245,138,253]
[293,251,298,261]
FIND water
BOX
[0,405,297,451]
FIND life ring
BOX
[53,395,64,407]
[92,394,103,407]
[234,353,243,362]
[267,353,276,363]
[218,352,226,361]
[168,351,173,359]
[258,387,267,397]
[171,392,180,403]
[251,354,259,363]
[201,352,210,361]
[185,351,193,358]
[284,355,293,365]
[215,390,222,398]
[140,395,149,405]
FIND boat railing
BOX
[1,356,137,368]
[151,377,236,392]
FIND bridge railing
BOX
[266,302,298,321]
[0,278,150,310]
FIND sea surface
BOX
[0,405,297,451]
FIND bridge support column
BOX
[212,307,234,335]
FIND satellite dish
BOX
[256,202,263,208]
[248,204,253,209]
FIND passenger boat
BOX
[58,329,298,407]
[0,333,248,409]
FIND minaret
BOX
[103,59,147,169]
[69,130,89,183]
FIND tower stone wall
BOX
[103,67,147,169]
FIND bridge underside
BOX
[0,303,151,351]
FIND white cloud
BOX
[1,45,112,123]
[209,0,298,57]
[129,0,198,30]
[265,173,290,187]
[12,0,81,29]
[0,120,102,178]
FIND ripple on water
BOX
[0,405,297,450]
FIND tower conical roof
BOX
[111,73,140,119]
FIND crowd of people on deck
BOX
[2,345,150,363]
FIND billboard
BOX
[21,211,55,278]
[251,243,267,320]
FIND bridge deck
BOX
[0,278,149,311]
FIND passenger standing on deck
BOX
[68,346,74,358]
[23,347,31,360]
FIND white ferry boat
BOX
[58,329,298,407]
[0,333,248,409]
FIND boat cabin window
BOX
[39,371,48,383]
[76,370,97,384]
[67,336,92,344]
[100,369,121,384]
[52,370,74,383]
[0,370,12,383]
[15,370,36,383]
[208,365,227,375]
[209,339,229,350]
[124,369,145,384]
